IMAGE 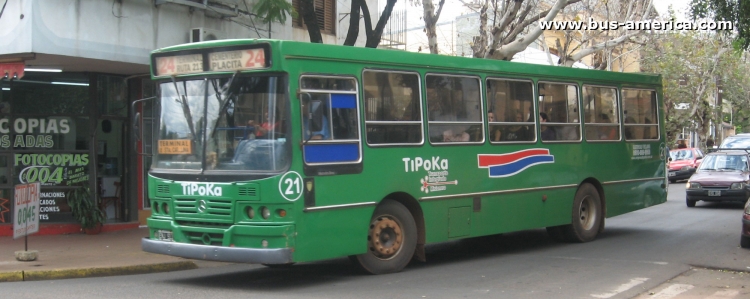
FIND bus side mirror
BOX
[134,112,142,143]
[131,96,155,155]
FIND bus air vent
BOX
[238,187,258,197]
[157,184,170,194]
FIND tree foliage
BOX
[690,0,750,50]
[640,30,749,147]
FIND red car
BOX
[668,148,704,183]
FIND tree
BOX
[420,0,447,54]
[550,0,655,69]
[690,0,750,50]
[462,0,652,70]
[640,31,743,147]
[297,0,399,47]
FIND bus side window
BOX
[583,85,620,141]
[426,74,483,144]
[486,78,535,143]
[538,82,581,142]
[362,70,423,145]
[622,89,659,141]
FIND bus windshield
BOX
[154,75,289,172]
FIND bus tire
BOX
[354,200,417,275]
[563,184,602,243]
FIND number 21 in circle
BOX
[279,171,303,201]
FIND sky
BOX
[652,0,691,22]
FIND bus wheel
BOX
[563,184,602,243]
[354,200,417,275]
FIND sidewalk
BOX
[0,227,227,282]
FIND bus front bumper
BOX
[142,238,294,264]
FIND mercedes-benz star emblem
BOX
[197,200,208,213]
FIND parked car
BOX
[685,150,750,207]
[720,133,750,149]
[742,200,750,248]
[668,148,704,183]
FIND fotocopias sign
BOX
[13,182,41,239]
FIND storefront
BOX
[0,70,138,235]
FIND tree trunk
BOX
[300,0,323,43]
[364,0,398,48]
[343,0,362,46]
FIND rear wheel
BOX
[741,235,750,249]
[562,184,603,243]
[686,198,696,207]
[353,200,417,275]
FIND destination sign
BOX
[209,48,266,71]
[155,54,203,76]
[158,139,192,155]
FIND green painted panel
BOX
[448,206,471,238]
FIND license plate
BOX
[157,230,173,242]
[668,172,676,177]
[708,190,721,196]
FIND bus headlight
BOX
[687,182,701,189]
[731,182,745,190]
[246,206,255,219]
[261,207,271,219]
[161,202,170,214]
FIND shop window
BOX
[0,80,9,114]
[292,0,336,35]
[97,75,127,117]
[11,73,89,115]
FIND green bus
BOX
[141,39,668,274]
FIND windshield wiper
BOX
[171,77,197,144]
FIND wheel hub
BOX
[368,216,403,259]
[579,195,596,230]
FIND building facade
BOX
[0,0,377,235]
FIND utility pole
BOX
[716,77,723,144]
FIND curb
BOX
[0,261,197,282]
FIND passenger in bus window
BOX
[597,114,616,140]
[488,110,502,141]
[243,119,256,140]
[253,111,280,139]
[502,111,529,141]
[442,129,470,142]
[306,114,330,140]
[624,116,636,139]
[540,112,556,141]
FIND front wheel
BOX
[353,200,417,275]
[686,198,696,207]
[741,235,750,249]
[563,184,603,243]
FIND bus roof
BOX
[151,39,662,86]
